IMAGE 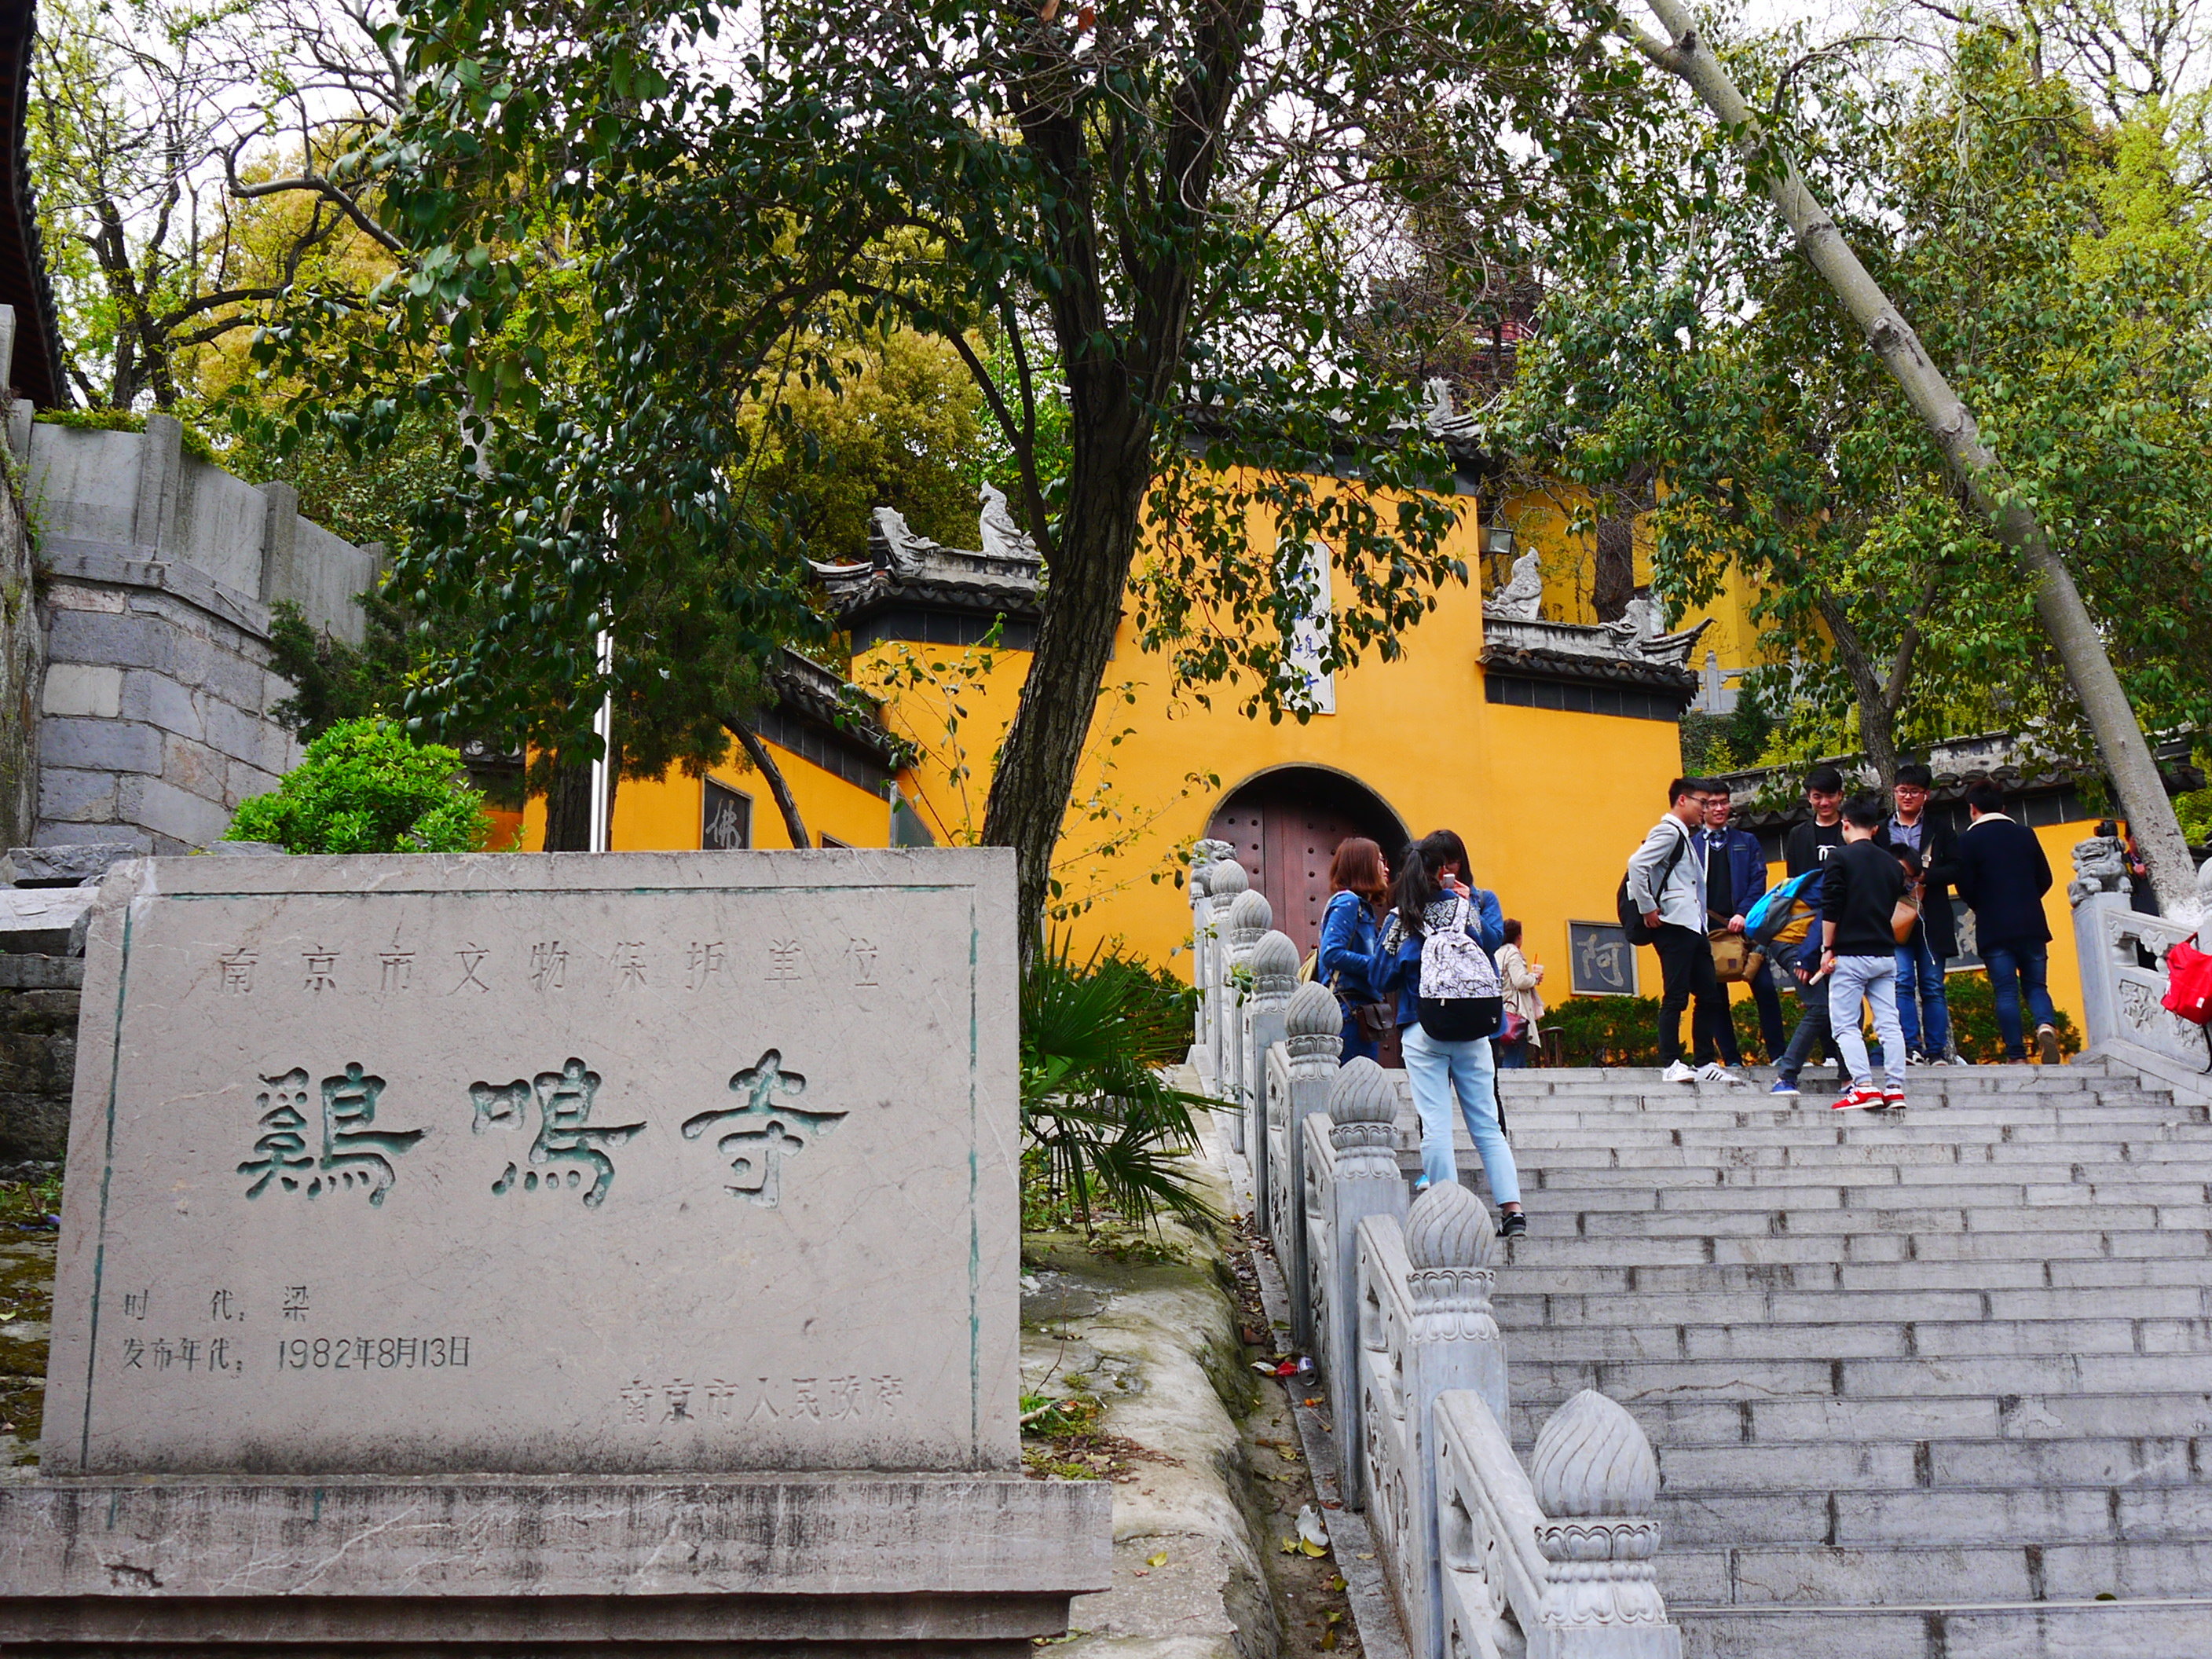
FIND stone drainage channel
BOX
[1020,1105,1406,1657]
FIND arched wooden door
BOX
[1206,770,1408,960]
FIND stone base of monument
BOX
[0,1473,1108,1651]
[13,848,1110,1654]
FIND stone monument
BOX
[0,848,1107,1651]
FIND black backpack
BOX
[1616,821,1690,946]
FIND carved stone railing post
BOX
[1324,1057,1408,1507]
[1276,980,1341,1316]
[1205,859,1250,1093]
[1223,887,1272,1153]
[1188,865,1214,1068]
[1527,1391,1682,1659]
[1187,841,1236,1072]
[1403,1181,1503,1659]
[1244,929,1298,1220]
[2070,838,2212,1086]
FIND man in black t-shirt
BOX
[1770,766,1850,1097]
[1821,794,1910,1111]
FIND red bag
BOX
[2164,939,2212,1027]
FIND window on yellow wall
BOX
[703,778,753,849]
[1280,537,1336,716]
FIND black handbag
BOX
[1419,994,1503,1042]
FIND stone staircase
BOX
[1485,1062,2212,1659]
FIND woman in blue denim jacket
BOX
[1369,828,1525,1237]
[1317,837,1392,1063]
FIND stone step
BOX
[1673,1600,2212,1659]
[1496,1283,2212,1328]
[1496,1120,2211,1152]
[1499,1093,2195,1119]
[1587,1208,2212,1240]
[1536,1198,2212,1232]
[1653,1434,2210,1495]
[1511,1349,2212,1404]
[1653,1481,2212,1548]
[1500,1070,2149,1093]
[1467,1063,2212,1639]
[1661,1536,2212,1606]
[1500,1251,2212,1296]
[1493,1225,2212,1269]
[1527,1165,2212,1198]
[1503,1315,2212,1365]
[1507,1389,2212,1450]
[1522,1150,2212,1177]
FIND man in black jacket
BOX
[1953,779,2060,1064]
[1820,793,1910,1111]
[1888,763,1962,1065]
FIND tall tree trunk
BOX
[541,758,594,851]
[1635,0,2200,917]
[981,438,1150,965]
[1811,591,1903,786]
[727,720,813,849]
[1592,515,1636,622]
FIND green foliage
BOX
[1021,937,1215,1231]
[1679,688,1777,777]
[264,599,410,740]
[2177,787,2212,846]
[1499,25,2212,772]
[227,717,493,854]
[243,0,1647,845]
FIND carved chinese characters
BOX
[46,850,1020,1479]
[480,1058,645,1207]
[239,1064,424,1206]
[681,1049,848,1207]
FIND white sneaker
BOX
[1694,1062,1739,1085]
[1661,1060,1697,1084]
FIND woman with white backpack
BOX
[1369,830,1526,1236]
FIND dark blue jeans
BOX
[1894,935,1951,1057]
[1339,1013,1379,1065]
[1983,940,2057,1060]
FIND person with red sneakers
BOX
[1818,793,1910,1111]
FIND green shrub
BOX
[1022,936,1215,1230]
[2177,786,2212,846]
[226,717,493,855]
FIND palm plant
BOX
[1021,936,1219,1230]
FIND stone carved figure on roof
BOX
[870,507,932,577]
[1420,376,1480,441]
[978,483,1040,564]
[1484,548,1544,621]
[1607,594,1660,646]
[1601,591,1714,668]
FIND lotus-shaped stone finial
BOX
[1228,888,1273,941]
[1251,930,1299,993]
[1405,1178,1496,1270]
[1326,1057,1397,1125]
[1209,859,1250,899]
[1531,1390,1659,1517]
[1285,980,1341,1038]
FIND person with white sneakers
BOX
[1819,793,1910,1111]
[1628,778,1749,1086]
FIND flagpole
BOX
[588,628,613,853]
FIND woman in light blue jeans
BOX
[1371,830,1525,1236]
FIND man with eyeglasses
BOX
[1888,763,1963,1064]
